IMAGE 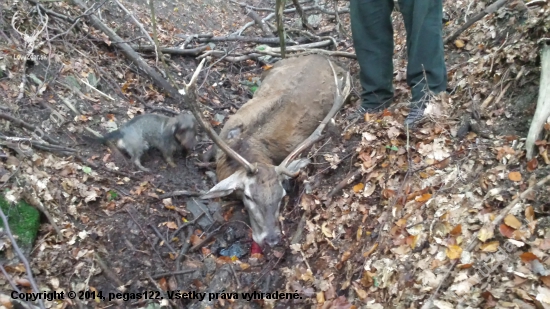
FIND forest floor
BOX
[1,0,550,308]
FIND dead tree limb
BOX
[526,44,550,159]
[246,9,274,37]
[0,113,59,145]
[0,208,46,309]
[68,0,180,99]
[445,0,510,44]
[234,13,275,36]
[177,34,309,45]
[230,0,349,15]
[291,0,312,30]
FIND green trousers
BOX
[350,0,447,110]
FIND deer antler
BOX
[278,58,351,170]
[180,59,258,175]
[275,165,300,178]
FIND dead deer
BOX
[180,54,351,248]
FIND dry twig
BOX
[0,208,46,309]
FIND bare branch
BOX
[0,208,46,309]
[445,0,510,44]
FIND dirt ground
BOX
[1,0,550,308]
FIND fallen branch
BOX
[130,44,208,56]
[0,136,77,154]
[170,212,205,239]
[526,44,550,159]
[0,113,60,145]
[421,173,550,309]
[526,0,546,7]
[70,0,179,99]
[0,208,46,309]
[125,207,170,269]
[291,0,312,30]
[158,190,202,199]
[114,0,155,46]
[256,47,357,59]
[230,1,349,15]
[445,0,510,44]
[191,34,305,45]
[245,9,274,37]
[259,39,333,52]
[0,264,22,294]
[148,223,177,255]
[93,253,125,288]
[326,168,362,199]
[151,269,196,279]
[234,13,274,36]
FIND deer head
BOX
[201,158,311,247]
[180,57,351,248]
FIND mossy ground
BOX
[0,195,40,249]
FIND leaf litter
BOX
[0,0,549,308]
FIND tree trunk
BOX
[526,44,550,160]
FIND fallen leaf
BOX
[353,183,364,193]
[158,277,168,291]
[520,252,539,262]
[480,241,499,252]
[542,149,550,165]
[387,126,400,139]
[499,224,515,238]
[163,221,178,230]
[504,214,522,229]
[508,171,522,182]
[341,251,352,262]
[446,245,462,259]
[525,206,535,222]
[415,193,432,202]
[408,235,419,249]
[316,292,325,304]
[395,218,407,227]
[352,282,368,300]
[382,189,395,199]
[536,286,550,304]
[363,243,378,258]
[322,222,333,238]
[450,224,462,236]
[362,182,376,197]
[527,158,538,172]
[478,226,494,242]
[190,234,203,246]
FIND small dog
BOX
[98,113,197,171]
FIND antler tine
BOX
[279,59,351,169]
[275,166,300,178]
[180,59,258,175]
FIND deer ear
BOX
[200,171,245,199]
